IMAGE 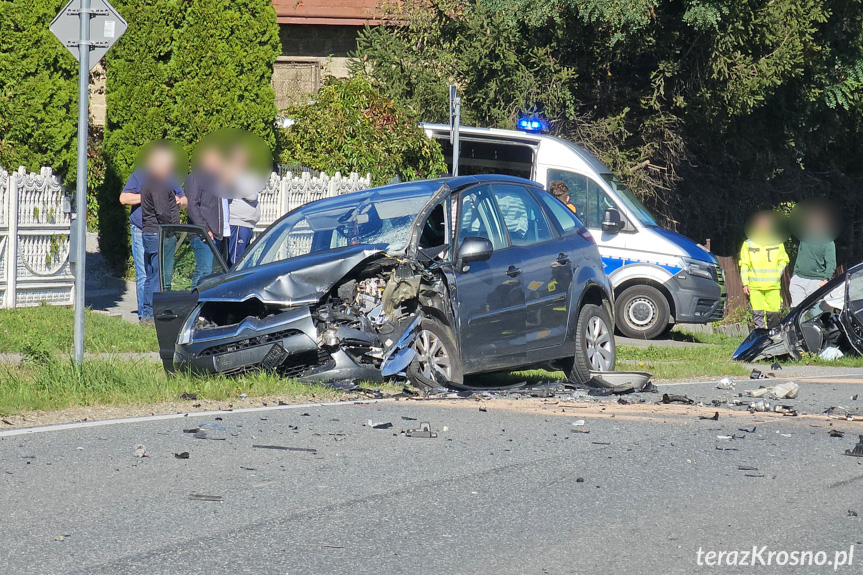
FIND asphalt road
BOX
[4,372,863,574]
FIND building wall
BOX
[273,24,363,108]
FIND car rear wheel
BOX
[407,318,463,391]
[567,303,616,385]
[615,285,670,340]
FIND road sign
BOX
[50,0,127,70]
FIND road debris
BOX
[174,452,190,459]
[252,445,317,453]
[188,494,223,502]
[749,399,770,412]
[849,510,858,517]
[747,381,799,399]
[570,420,586,426]
[180,392,197,400]
[737,466,758,471]
[844,436,863,457]
[133,445,148,458]
[405,422,437,438]
[479,406,488,412]
[829,430,845,438]
[716,377,735,390]
[366,420,393,429]
[770,362,782,371]
[662,393,694,405]
[819,346,844,360]
[738,426,757,433]
[699,412,720,421]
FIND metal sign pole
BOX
[452,97,460,177]
[72,0,91,364]
[449,84,461,177]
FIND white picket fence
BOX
[0,167,74,309]
[0,167,370,309]
[254,171,372,234]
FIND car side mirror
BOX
[601,208,623,233]
[459,236,494,264]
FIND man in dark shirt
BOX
[185,147,227,286]
[119,158,186,322]
[140,145,181,326]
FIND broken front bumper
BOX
[172,305,420,383]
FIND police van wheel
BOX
[615,285,670,340]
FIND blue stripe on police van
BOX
[601,255,683,277]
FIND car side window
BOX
[457,185,507,250]
[586,178,616,229]
[492,183,554,247]
[534,189,583,235]
[547,169,587,219]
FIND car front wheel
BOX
[407,318,464,391]
[614,284,670,340]
[567,303,617,385]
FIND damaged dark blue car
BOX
[152,175,616,390]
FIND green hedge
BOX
[0,1,77,182]
[99,0,280,274]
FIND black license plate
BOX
[261,343,290,371]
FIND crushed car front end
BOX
[171,247,429,383]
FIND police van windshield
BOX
[600,174,658,227]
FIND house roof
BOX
[272,0,383,25]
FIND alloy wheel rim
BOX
[585,316,613,371]
[415,329,452,382]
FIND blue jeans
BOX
[228,225,254,266]
[131,224,145,319]
[141,232,160,320]
[191,237,214,288]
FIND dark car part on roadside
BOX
[661,393,694,404]
[844,435,863,457]
[733,263,863,362]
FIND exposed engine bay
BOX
[181,252,449,382]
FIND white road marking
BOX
[0,399,386,438]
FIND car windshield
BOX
[234,185,438,270]
[600,174,657,227]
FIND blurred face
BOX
[146,147,175,181]
[745,210,786,245]
[791,198,840,242]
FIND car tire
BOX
[407,318,464,391]
[615,285,670,340]
[567,303,617,385]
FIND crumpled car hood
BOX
[196,244,387,305]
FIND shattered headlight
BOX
[178,305,202,345]
[681,257,715,280]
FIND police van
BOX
[423,122,726,339]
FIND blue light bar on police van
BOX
[517,116,547,132]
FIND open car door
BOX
[153,225,227,371]
[838,263,863,356]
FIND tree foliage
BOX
[279,77,447,185]
[353,0,863,261]
[0,0,78,179]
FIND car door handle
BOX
[156,311,178,321]
[506,266,522,277]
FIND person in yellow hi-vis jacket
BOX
[739,211,789,330]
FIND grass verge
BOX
[0,305,157,354]
[0,356,398,416]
